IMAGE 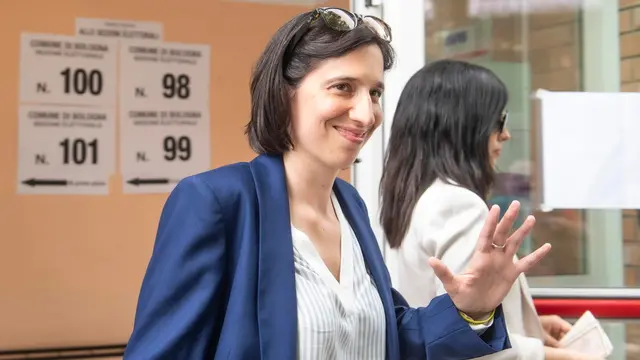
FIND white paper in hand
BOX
[558,311,613,358]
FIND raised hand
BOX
[428,200,551,318]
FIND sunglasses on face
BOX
[286,7,392,57]
[497,111,509,133]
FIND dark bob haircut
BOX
[245,10,396,154]
[379,59,509,248]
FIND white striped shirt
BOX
[292,192,387,360]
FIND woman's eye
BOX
[370,89,383,98]
[333,83,353,92]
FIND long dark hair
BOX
[379,59,508,249]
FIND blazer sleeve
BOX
[124,176,227,360]
[351,191,510,360]
[423,188,543,360]
[393,290,511,360]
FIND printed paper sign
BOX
[119,41,211,193]
[75,18,163,41]
[17,105,115,195]
[19,33,117,107]
[120,107,210,194]
[119,41,210,110]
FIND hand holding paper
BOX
[558,311,613,358]
[540,315,573,347]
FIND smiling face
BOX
[288,44,385,171]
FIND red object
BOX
[534,298,640,319]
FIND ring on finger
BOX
[491,242,506,250]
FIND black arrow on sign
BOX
[22,178,68,187]
[127,178,175,186]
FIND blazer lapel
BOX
[333,181,397,360]
[249,154,297,360]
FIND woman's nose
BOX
[501,128,512,141]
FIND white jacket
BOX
[393,178,546,360]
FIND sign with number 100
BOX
[19,33,117,106]
[60,67,103,96]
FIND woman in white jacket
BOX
[379,59,599,360]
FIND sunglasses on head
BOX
[286,7,392,58]
[497,111,509,133]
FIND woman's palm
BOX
[430,201,551,316]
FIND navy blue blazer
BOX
[124,154,511,360]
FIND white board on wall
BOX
[536,90,640,209]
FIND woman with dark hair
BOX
[123,10,551,360]
[380,59,593,360]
